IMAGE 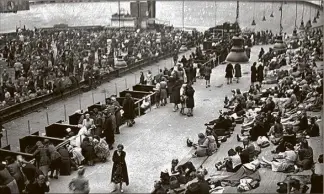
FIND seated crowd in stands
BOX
[0,26,200,109]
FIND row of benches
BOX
[0,84,158,163]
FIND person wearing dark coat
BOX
[251,62,257,85]
[234,63,242,83]
[258,48,265,59]
[24,174,50,194]
[139,72,145,85]
[257,63,264,85]
[225,63,234,84]
[171,80,182,112]
[167,76,176,98]
[57,147,71,176]
[81,137,95,166]
[103,112,115,150]
[111,144,129,193]
[186,82,195,117]
[122,93,135,127]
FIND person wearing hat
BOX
[69,166,90,194]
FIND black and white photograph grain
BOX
[0,0,323,193]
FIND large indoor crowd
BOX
[0,24,323,194]
[0,26,198,109]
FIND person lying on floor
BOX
[294,139,314,173]
[261,142,297,172]
[205,112,234,133]
[215,148,242,172]
[168,159,196,184]
[192,133,217,157]
[237,120,267,142]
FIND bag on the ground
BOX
[218,136,227,143]
[169,176,180,189]
[186,181,200,193]
[186,138,193,147]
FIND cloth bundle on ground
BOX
[211,160,261,192]
[256,136,270,148]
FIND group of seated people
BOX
[152,40,323,193]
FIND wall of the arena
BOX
[111,19,136,28]
[0,0,29,12]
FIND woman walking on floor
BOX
[186,82,195,117]
[234,63,242,83]
[251,62,257,85]
[225,63,234,84]
[111,144,129,193]
[204,64,212,88]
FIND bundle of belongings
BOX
[208,159,262,192]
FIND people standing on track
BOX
[102,110,115,150]
[257,63,264,87]
[171,80,182,112]
[139,72,145,85]
[68,166,90,194]
[122,93,135,127]
[111,144,129,193]
[111,95,122,134]
[173,50,178,65]
[204,64,211,88]
[225,63,234,84]
[186,82,195,117]
[180,83,187,115]
[234,63,242,83]
[159,77,168,106]
[251,62,257,85]
[146,70,153,85]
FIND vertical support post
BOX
[46,112,49,125]
[149,97,152,111]
[138,102,141,116]
[135,74,137,84]
[125,79,127,89]
[64,105,67,121]
[115,83,118,96]
[5,129,8,145]
[79,95,82,110]
[28,120,31,134]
